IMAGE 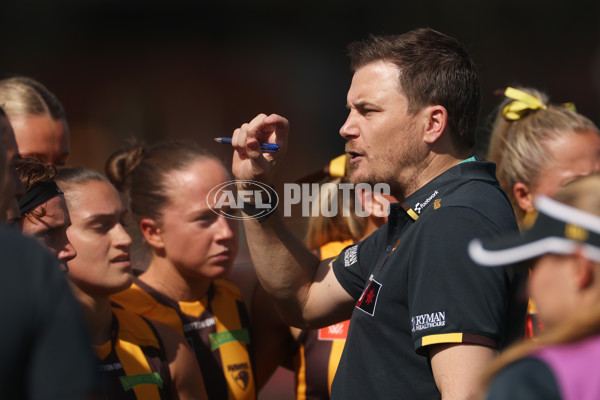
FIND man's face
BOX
[0,116,24,221]
[21,195,77,269]
[10,114,69,166]
[340,61,427,195]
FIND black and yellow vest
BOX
[111,278,255,400]
[94,307,171,400]
[294,240,351,400]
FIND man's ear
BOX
[423,105,448,144]
[513,182,535,213]
[139,218,164,249]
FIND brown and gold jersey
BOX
[294,240,353,400]
[94,307,171,400]
[112,278,255,400]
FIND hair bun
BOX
[105,146,145,192]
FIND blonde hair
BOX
[305,177,366,251]
[0,77,66,122]
[486,87,599,222]
[480,173,600,395]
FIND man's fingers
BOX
[248,113,268,134]
[264,114,289,131]
[232,120,263,159]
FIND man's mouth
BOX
[347,151,364,163]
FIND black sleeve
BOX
[409,207,516,353]
[28,247,101,400]
[332,226,386,300]
[486,357,561,400]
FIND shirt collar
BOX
[389,160,498,221]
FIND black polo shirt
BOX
[331,161,526,399]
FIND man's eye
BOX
[360,108,377,116]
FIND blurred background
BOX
[2,1,598,398]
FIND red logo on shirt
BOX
[356,279,382,316]
[318,320,350,341]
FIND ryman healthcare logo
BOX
[411,311,446,332]
[207,180,391,220]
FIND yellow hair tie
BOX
[561,102,577,112]
[502,87,547,121]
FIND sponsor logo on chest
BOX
[413,190,439,214]
[99,362,123,372]
[183,317,215,332]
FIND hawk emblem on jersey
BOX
[227,362,250,390]
[356,279,381,316]
[434,199,441,209]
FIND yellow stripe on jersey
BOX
[421,332,463,347]
[112,282,184,336]
[115,338,161,400]
[328,340,345,396]
[212,281,255,400]
[114,307,160,348]
[295,344,307,400]
[322,240,352,397]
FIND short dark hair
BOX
[348,28,481,151]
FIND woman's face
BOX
[21,195,77,271]
[533,129,600,198]
[64,180,132,296]
[157,158,238,280]
[528,254,579,329]
[10,113,69,166]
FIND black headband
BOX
[18,181,63,215]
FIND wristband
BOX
[241,184,278,223]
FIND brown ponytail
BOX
[105,140,222,225]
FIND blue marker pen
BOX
[214,137,279,152]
